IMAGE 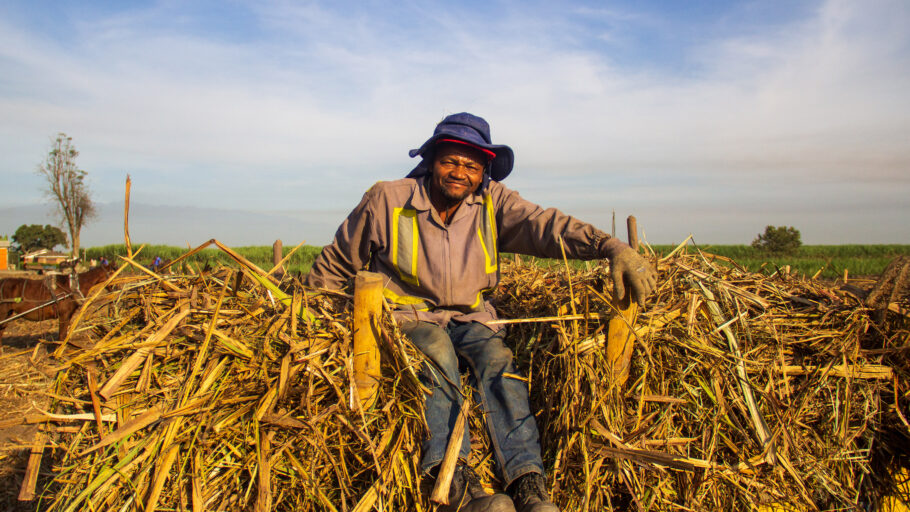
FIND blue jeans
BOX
[402,320,544,485]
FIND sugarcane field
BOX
[0,234,908,512]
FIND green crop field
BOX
[86,243,323,275]
[648,243,910,279]
[492,244,910,280]
[85,243,910,281]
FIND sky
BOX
[1,0,908,247]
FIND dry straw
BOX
[18,241,910,511]
[29,242,428,511]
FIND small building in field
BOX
[0,238,9,270]
[22,249,75,271]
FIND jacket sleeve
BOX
[304,186,381,290]
[494,185,629,261]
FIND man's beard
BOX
[438,183,472,202]
[432,174,475,202]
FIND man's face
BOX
[430,143,488,202]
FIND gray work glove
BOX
[610,247,657,307]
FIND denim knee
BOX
[454,324,515,376]
[478,343,514,371]
[402,321,459,384]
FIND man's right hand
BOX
[610,247,657,307]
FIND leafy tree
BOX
[37,133,96,259]
[752,225,802,254]
[12,224,68,252]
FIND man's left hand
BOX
[610,247,657,307]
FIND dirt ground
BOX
[0,320,59,511]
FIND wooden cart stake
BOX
[606,215,641,387]
[353,271,383,410]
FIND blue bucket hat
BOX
[406,112,514,182]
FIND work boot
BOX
[434,464,516,512]
[509,472,559,512]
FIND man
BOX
[305,113,656,512]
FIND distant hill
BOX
[0,202,344,247]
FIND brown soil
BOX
[0,320,58,511]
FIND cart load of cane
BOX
[16,240,910,511]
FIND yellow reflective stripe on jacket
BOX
[392,207,420,285]
[477,193,498,274]
[382,287,430,311]
[469,288,493,311]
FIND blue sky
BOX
[1,0,908,246]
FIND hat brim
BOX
[409,133,513,181]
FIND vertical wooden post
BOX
[124,175,133,258]
[272,240,283,270]
[627,216,639,252]
[606,216,640,387]
[353,271,383,409]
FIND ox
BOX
[0,264,113,342]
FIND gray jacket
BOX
[304,176,628,328]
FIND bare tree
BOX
[37,133,96,260]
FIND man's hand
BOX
[610,247,657,307]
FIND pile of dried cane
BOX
[494,242,909,511]
[21,240,910,511]
[29,249,428,512]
